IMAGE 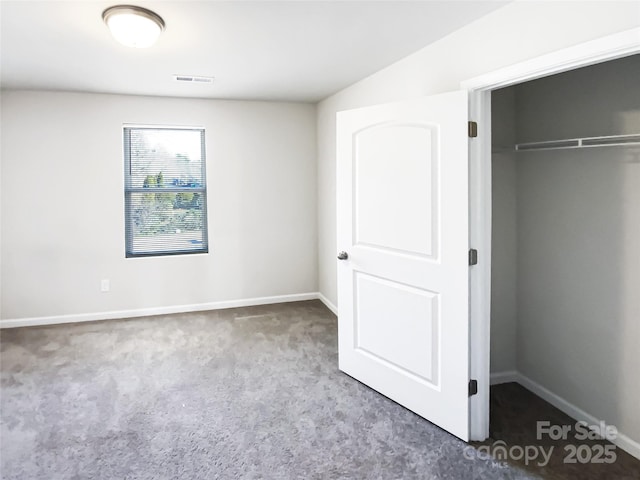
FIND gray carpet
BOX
[1,300,538,479]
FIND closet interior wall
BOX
[490,55,640,445]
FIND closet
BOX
[489,54,640,453]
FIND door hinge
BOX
[469,249,478,266]
[468,121,478,138]
[469,379,478,397]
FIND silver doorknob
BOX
[337,251,349,260]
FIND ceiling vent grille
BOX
[173,75,214,84]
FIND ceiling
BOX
[0,1,508,102]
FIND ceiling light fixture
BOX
[102,5,165,49]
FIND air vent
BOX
[173,75,214,84]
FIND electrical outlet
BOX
[101,279,110,292]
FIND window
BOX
[124,126,208,257]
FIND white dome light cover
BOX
[103,5,165,48]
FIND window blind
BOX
[124,127,208,257]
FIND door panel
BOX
[354,123,438,258]
[337,91,469,441]
[355,272,439,385]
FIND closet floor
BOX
[486,383,640,479]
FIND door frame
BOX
[461,27,640,441]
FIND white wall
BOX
[1,91,317,321]
[513,55,640,445]
[317,0,640,308]
[490,87,517,374]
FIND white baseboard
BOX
[490,370,518,385]
[493,371,640,460]
[0,292,320,329]
[317,292,338,316]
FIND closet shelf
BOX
[515,133,640,152]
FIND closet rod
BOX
[515,133,640,152]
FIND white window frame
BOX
[123,124,209,258]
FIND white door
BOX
[337,91,470,440]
